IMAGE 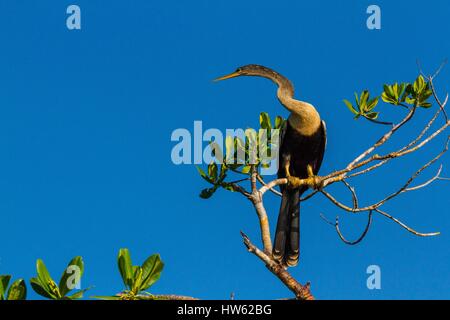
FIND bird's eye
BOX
[236,68,242,72]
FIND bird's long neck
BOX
[267,72,321,136]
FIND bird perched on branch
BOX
[215,65,326,267]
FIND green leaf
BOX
[274,116,283,129]
[65,289,86,300]
[241,165,252,174]
[36,259,58,297]
[59,256,84,297]
[0,275,11,300]
[69,286,93,300]
[132,266,143,294]
[413,75,426,94]
[393,83,401,100]
[397,83,406,98]
[259,112,272,130]
[118,249,134,290]
[30,277,56,299]
[218,164,228,181]
[381,92,399,105]
[208,163,218,182]
[366,112,379,120]
[140,254,164,292]
[343,99,358,115]
[366,97,379,112]
[385,84,395,98]
[421,89,433,101]
[381,92,391,103]
[354,92,360,107]
[6,279,27,300]
[405,97,416,105]
[420,102,432,108]
[199,187,215,199]
[195,166,213,184]
[359,90,369,112]
[48,279,61,299]
[400,83,411,102]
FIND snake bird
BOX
[215,65,326,267]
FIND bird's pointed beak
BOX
[214,71,241,82]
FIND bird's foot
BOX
[305,165,323,189]
[304,175,323,190]
[287,175,323,190]
[287,175,303,189]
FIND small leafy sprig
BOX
[0,275,26,300]
[344,90,380,121]
[95,248,164,300]
[344,75,433,123]
[196,112,285,199]
[30,256,89,300]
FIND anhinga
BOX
[215,65,326,267]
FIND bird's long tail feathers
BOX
[273,188,300,267]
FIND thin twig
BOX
[320,211,373,245]
[300,189,319,201]
[335,211,373,245]
[430,59,448,80]
[405,165,443,191]
[429,76,448,121]
[374,209,440,237]
[342,180,358,209]
[364,116,394,126]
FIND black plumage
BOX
[273,120,326,266]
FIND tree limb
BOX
[240,232,314,300]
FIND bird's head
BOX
[214,64,277,81]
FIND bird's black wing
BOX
[313,120,327,174]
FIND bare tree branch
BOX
[320,211,373,245]
[257,174,282,197]
[430,59,448,80]
[335,212,373,245]
[428,76,448,121]
[300,189,319,201]
[405,165,443,191]
[240,232,314,300]
[374,208,440,237]
[259,178,287,196]
[342,180,358,209]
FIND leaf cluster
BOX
[197,112,285,199]
[344,75,433,121]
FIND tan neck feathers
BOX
[276,84,321,136]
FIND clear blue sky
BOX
[0,1,449,300]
